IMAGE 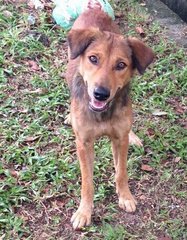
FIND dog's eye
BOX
[116,62,126,70]
[89,55,98,65]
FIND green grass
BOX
[0,0,187,239]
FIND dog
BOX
[65,8,154,230]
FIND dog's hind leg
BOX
[64,113,71,125]
[129,130,143,147]
[112,135,137,212]
[71,137,94,230]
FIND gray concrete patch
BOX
[161,0,187,22]
[145,0,187,48]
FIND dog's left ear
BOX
[128,37,154,74]
[68,28,100,59]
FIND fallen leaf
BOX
[139,195,146,200]
[175,105,185,114]
[11,0,27,3]
[140,3,146,6]
[115,11,124,18]
[157,234,172,240]
[23,88,47,94]
[146,128,155,137]
[170,73,176,80]
[55,200,65,207]
[19,108,28,113]
[69,147,76,154]
[174,157,181,163]
[60,73,66,78]
[141,164,153,172]
[3,10,12,18]
[9,170,20,178]
[152,109,167,116]
[28,0,34,8]
[27,60,40,71]
[24,136,40,142]
[135,26,146,37]
[28,0,44,9]
[18,214,29,221]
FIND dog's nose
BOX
[94,86,110,101]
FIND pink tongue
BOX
[92,99,106,109]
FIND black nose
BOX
[94,86,110,101]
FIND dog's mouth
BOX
[89,98,109,112]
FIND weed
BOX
[0,0,186,239]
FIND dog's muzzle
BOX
[89,86,110,112]
[88,87,121,113]
[89,98,109,112]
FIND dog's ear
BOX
[128,37,154,74]
[68,28,100,59]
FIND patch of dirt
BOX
[2,1,186,239]
[16,199,86,240]
[14,171,186,239]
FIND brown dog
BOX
[65,9,154,230]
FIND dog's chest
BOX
[73,114,131,140]
[96,117,131,138]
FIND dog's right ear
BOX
[68,28,100,59]
[128,37,154,74]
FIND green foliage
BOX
[0,0,186,239]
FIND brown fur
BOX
[65,9,154,230]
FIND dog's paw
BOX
[119,195,137,212]
[64,113,71,125]
[71,207,92,230]
[129,130,143,147]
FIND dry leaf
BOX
[147,128,155,137]
[19,108,28,113]
[24,136,40,142]
[24,88,47,94]
[175,105,185,114]
[174,157,181,163]
[28,0,34,8]
[115,11,124,18]
[9,170,20,178]
[170,74,176,80]
[27,60,40,71]
[141,164,153,172]
[152,109,167,116]
[55,200,65,208]
[28,0,44,9]
[158,235,172,240]
[135,26,146,37]
[11,0,27,3]
[3,10,13,18]
[139,195,146,200]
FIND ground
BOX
[0,0,187,239]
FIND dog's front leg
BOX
[71,137,94,230]
[112,135,137,212]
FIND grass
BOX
[0,0,187,239]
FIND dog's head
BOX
[68,28,154,112]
